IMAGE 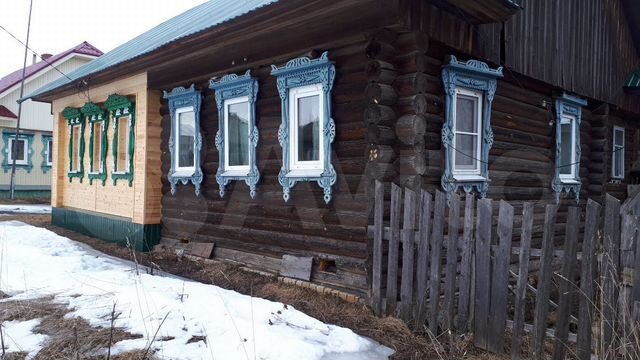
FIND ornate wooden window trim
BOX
[63,107,85,182]
[41,134,53,173]
[612,126,625,180]
[209,70,260,198]
[271,51,336,204]
[82,102,109,186]
[552,93,587,203]
[163,84,203,196]
[105,94,136,187]
[2,131,34,173]
[441,55,503,200]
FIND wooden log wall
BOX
[158,36,372,296]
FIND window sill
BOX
[222,169,250,177]
[287,169,324,178]
[558,178,579,184]
[453,174,486,182]
[172,170,195,177]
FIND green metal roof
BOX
[24,0,279,102]
[624,69,640,91]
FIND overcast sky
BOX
[0,0,208,76]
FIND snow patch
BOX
[0,204,51,214]
[2,319,48,358]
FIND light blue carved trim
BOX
[552,93,587,203]
[2,131,34,173]
[271,51,336,204]
[441,55,503,201]
[163,84,203,196]
[41,135,52,174]
[209,70,260,198]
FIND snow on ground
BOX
[2,319,48,358]
[0,204,51,214]
[0,221,393,359]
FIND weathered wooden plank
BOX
[371,180,384,315]
[456,193,475,333]
[280,255,313,281]
[577,199,600,360]
[532,203,558,360]
[633,217,640,305]
[474,198,493,350]
[511,202,534,360]
[601,194,621,355]
[443,193,460,332]
[400,188,417,323]
[552,206,580,360]
[428,190,446,335]
[385,184,402,316]
[187,242,215,259]
[487,200,514,353]
[415,190,432,329]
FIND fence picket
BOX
[444,193,460,332]
[428,190,446,335]
[415,190,432,328]
[577,199,600,360]
[602,194,621,358]
[552,206,580,360]
[371,180,384,315]
[385,184,402,316]
[532,203,558,360]
[457,194,475,332]
[401,188,417,323]
[487,200,514,353]
[511,202,534,360]
[474,198,493,349]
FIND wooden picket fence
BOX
[368,180,640,359]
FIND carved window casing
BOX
[552,93,587,202]
[163,84,203,196]
[271,51,336,204]
[42,135,53,173]
[209,70,260,198]
[3,132,34,173]
[82,102,109,186]
[441,55,503,200]
[106,94,136,186]
[63,107,85,182]
[612,126,625,180]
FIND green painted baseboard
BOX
[0,190,50,199]
[51,207,160,252]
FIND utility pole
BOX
[10,0,34,199]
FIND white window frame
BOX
[89,121,104,175]
[113,115,131,175]
[7,137,28,165]
[223,96,250,175]
[174,106,197,176]
[46,137,53,166]
[452,87,483,179]
[288,84,325,177]
[69,124,81,173]
[558,114,578,183]
[612,126,625,179]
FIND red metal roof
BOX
[0,106,17,119]
[0,41,103,95]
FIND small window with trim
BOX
[452,88,483,178]
[612,126,625,180]
[83,102,108,186]
[8,137,28,165]
[62,107,85,182]
[42,135,53,172]
[106,94,135,186]
[557,114,578,182]
[3,132,34,173]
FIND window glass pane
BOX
[72,126,80,171]
[297,95,320,162]
[117,117,129,171]
[92,123,102,172]
[455,95,477,133]
[47,140,53,164]
[12,139,25,162]
[455,134,477,169]
[615,129,624,146]
[559,122,573,175]
[178,111,195,168]
[227,101,249,167]
[615,147,623,177]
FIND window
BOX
[8,138,27,164]
[106,94,136,186]
[452,88,482,177]
[2,132,34,173]
[210,70,260,198]
[83,102,108,186]
[163,84,203,195]
[41,135,53,174]
[441,55,503,200]
[271,52,336,203]
[91,122,104,173]
[552,93,587,203]
[62,107,85,182]
[612,126,625,180]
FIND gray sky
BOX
[0,0,208,76]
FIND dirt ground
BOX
[3,214,515,360]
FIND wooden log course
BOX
[396,114,427,143]
[365,83,398,105]
[394,174,423,190]
[368,144,396,163]
[365,162,396,181]
[367,125,395,145]
[365,104,396,126]
[395,31,429,54]
[395,94,429,114]
[397,154,427,176]
[365,60,397,85]
[366,40,396,62]
[394,72,429,96]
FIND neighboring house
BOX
[24,0,640,297]
[0,42,102,198]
